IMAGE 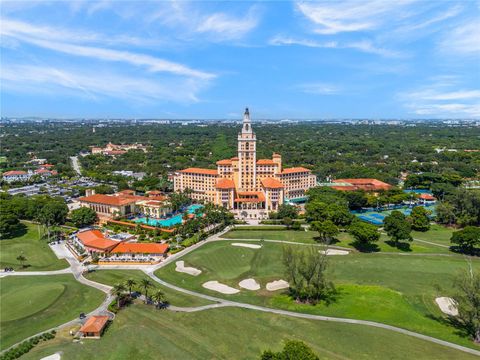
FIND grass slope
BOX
[22,305,479,360]
[0,222,68,271]
[85,270,213,307]
[0,275,105,350]
[155,241,480,349]
[222,228,453,253]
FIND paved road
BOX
[70,156,82,176]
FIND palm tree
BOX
[16,254,27,268]
[151,289,166,309]
[110,283,127,309]
[140,278,153,303]
[125,279,136,296]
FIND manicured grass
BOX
[221,228,318,243]
[84,270,213,307]
[412,224,454,245]
[155,241,480,349]
[222,228,452,253]
[0,275,105,350]
[0,222,68,271]
[22,305,479,360]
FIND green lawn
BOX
[155,240,480,350]
[22,305,479,360]
[84,270,213,307]
[0,275,105,350]
[0,222,68,271]
[222,228,452,253]
[412,224,454,245]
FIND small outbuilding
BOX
[79,315,110,338]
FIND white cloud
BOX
[399,79,480,118]
[196,10,259,40]
[148,2,260,41]
[297,83,341,95]
[438,18,480,56]
[1,18,215,79]
[296,1,416,35]
[269,35,401,57]
[1,64,207,103]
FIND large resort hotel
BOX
[174,109,317,219]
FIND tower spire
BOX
[244,107,250,122]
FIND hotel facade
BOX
[174,108,317,220]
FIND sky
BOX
[1,0,479,119]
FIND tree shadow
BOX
[425,313,473,340]
[2,223,28,240]
[449,246,480,257]
[385,240,412,252]
[350,241,380,253]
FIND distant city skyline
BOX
[1,1,479,119]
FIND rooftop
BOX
[80,315,109,334]
[78,193,137,206]
[281,167,312,174]
[179,168,218,176]
[261,177,284,189]
[77,230,119,251]
[216,178,235,189]
[112,242,169,254]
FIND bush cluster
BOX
[1,330,56,360]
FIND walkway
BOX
[3,228,480,357]
[70,156,82,176]
[146,272,480,357]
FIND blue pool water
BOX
[135,204,203,227]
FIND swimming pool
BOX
[135,204,203,227]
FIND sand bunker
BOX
[202,281,240,294]
[232,243,262,249]
[175,261,202,276]
[435,297,458,316]
[41,354,61,360]
[239,278,260,290]
[266,279,289,291]
[319,249,349,255]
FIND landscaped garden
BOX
[19,305,479,360]
[0,274,105,350]
[0,221,68,271]
[154,240,480,350]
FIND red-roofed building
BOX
[331,179,392,192]
[76,229,119,253]
[174,108,317,220]
[79,316,110,338]
[111,242,169,256]
[2,170,30,182]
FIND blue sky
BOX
[1,0,479,119]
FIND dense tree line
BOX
[2,122,478,185]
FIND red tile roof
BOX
[216,178,235,189]
[40,164,54,168]
[261,178,284,189]
[77,230,118,251]
[419,193,436,200]
[235,191,266,203]
[281,167,311,174]
[112,242,169,254]
[80,316,109,334]
[333,178,392,191]
[3,170,27,176]
[78,194,137,206]
[216,159,233,165]
[257,159,276,165]
[179,168,218,175]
